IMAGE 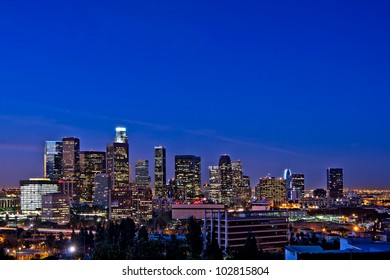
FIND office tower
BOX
[62,137,80,182]
[154,146,167,197]
[110,187,132,220]
[133,160,152,220]
[219,155,233,207]
[106,127,130,188]
[232,160,243,205]
[20,178,59,215]
[44,141,63,180]
[175,155,201,202]
[237,175,251,208]
[258,176,287,207]
[284,169,292,200]
[291,174,305,201]
[327,168,344,198]
[94,174,111,209]
[208,166,221,203]
[41,193,70,224]
[79,151,106,202]
[135,160,151,189]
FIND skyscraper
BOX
[327,168,344,198]
[208,166,220,203]
[62,137,80,182]
[154,146,166,197]
[258,176,287,207]
[94,173,111,209]
[232,160,243,205]
[284,169,292,200]
[219,154,233,207]
[133,160,153,220]
[80,151,106,202]
[44,141,63,180]
[175,155,201,202]
[291,174,305,201]
[106,127,130,188]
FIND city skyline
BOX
[1,1,390,188]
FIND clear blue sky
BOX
[1,0,390,189]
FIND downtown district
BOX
[1,127,390,260]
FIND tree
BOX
[203,235,223,260]
[239,232,258,260]
[138,226,148,241]
[185,216,203,259]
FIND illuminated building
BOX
[0,197,20,212]
[41,193,70,224]
[62,137,80,182]
[208,166,221,203]
[327,168,344,198]
[44,141,63,180]
[237,175,251,208]
[80,151,106,202]
[106,127,130,188]
[154,146,167,197]
[205,211,288,253]
[175,155,201,202]
[94,174,111,209]
[110,187,132,220]
[284,169,292,200]
[232,160,243,206]
[257,176,287,207]
[20,178,59,215]
[172,203,225,220]
[291,174,305,201]
[219,155,233,207]
[133,160,152,220]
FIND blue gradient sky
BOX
[1,0,390,189]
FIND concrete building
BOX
[204,211,288,253]
[41,193,70,224]
[172,203,225,220]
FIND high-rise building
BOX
[291,174,305,201]
[237,175,251,208]
[80,151,106,202]
[208,166,221,203]
[284,169,292,200]
[219,155,233,207]
[257,176,287,207]
[133,160,152,220]
[94,174,111,209]
[41,193,70,224]
[20,178,59,215]
[106,127,130,188]
[327,168,343,198]
[175,155,201,202]
[110,187,132,220]
[62,137,80,182]
[44,141,63,180]
[232,160,243,205]
[135,160,151,189]
[154,146,167,197]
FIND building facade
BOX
[175,155,201,202]
[79,151,106,202]
[20,178,59,215]
[219,155,233,207]
[106,127,130,188]
[44,141,63,180]
[327,168,344,198]
[62,137,80,182]
[154,146,167,197]
[257,176,287,207]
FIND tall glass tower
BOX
[219,154,233,207]
[327,168,343,198]
[44,141,63,180]
[154,146,167,197]
[106,127,130,188]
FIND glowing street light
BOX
[69,246,76,254]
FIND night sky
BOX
[1,0,390,189]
